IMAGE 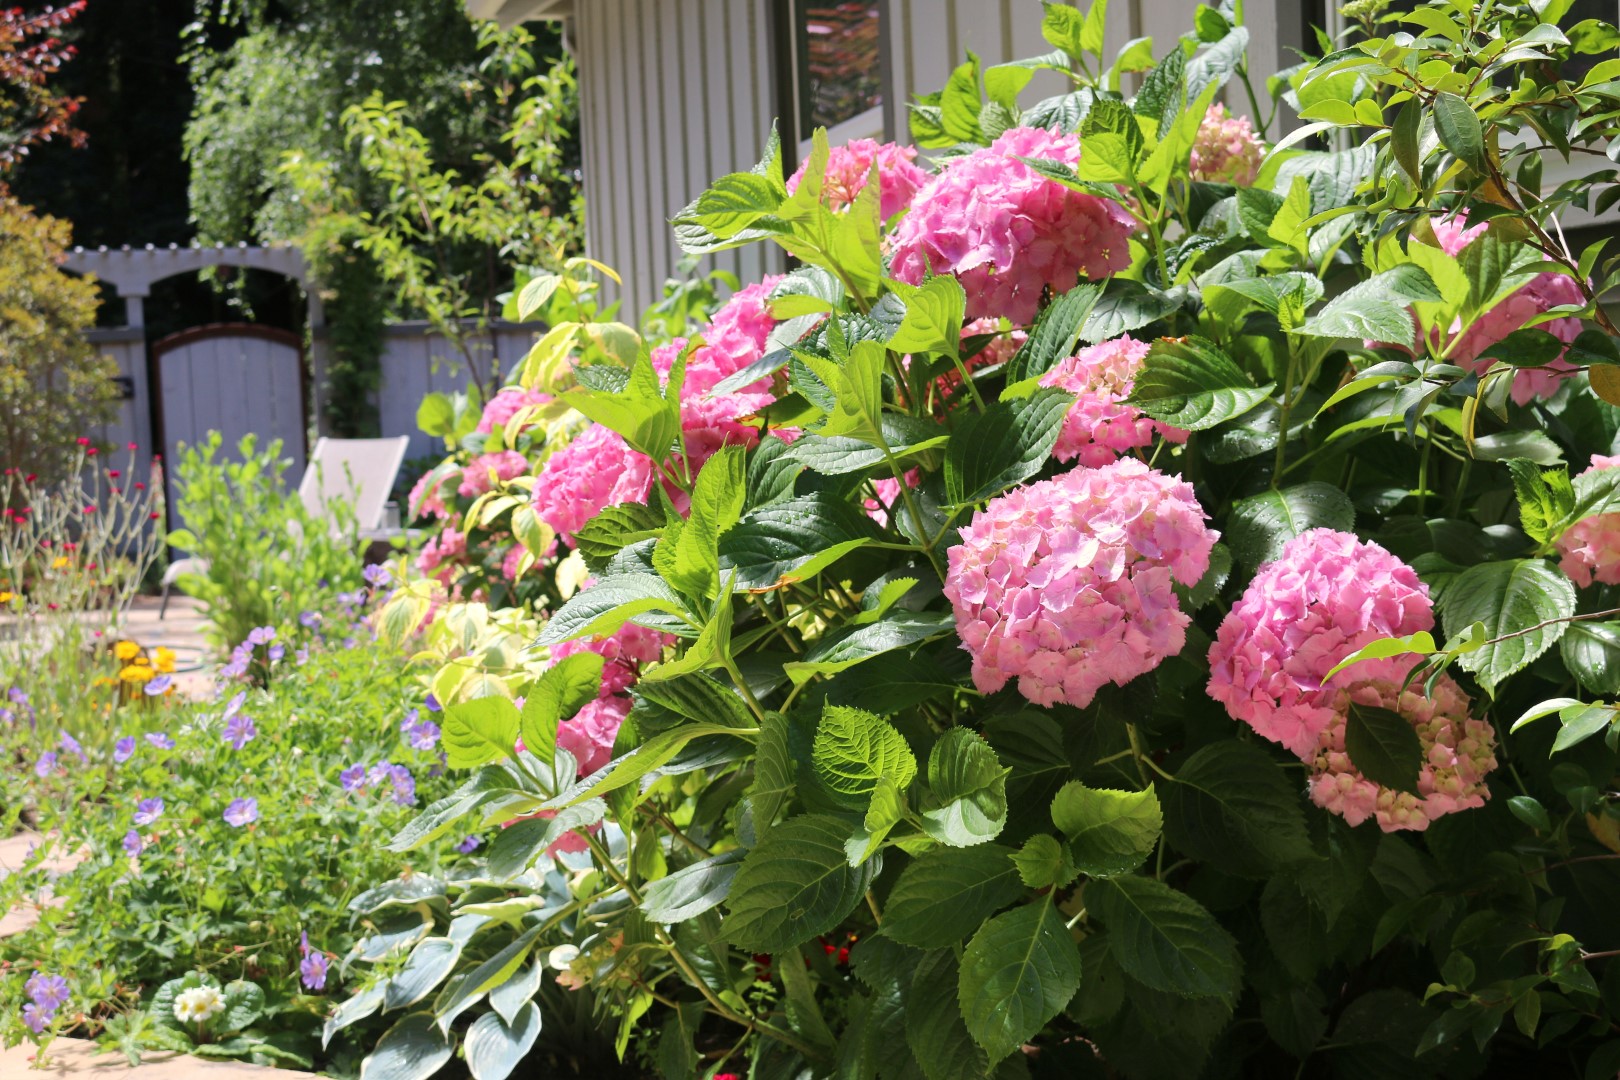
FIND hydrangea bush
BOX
[348,2,1620,1077]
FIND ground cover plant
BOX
[335,1,1620,1076]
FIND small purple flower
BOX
[133,798,164,826]
[143,674,173,696]
[223,798,259,827]
[34,752,56,778]
[339,764,366,793]
[342,636,357,649]
[388,764,416,807]
[223,714,257,750]
[336,590,364,607]
[424,693,441,713]
[223,691,247,719]
[122,829,143,857]
[399,711,440,751]
[58,733,85,762]
[298,610,321,629]
[219,657,248,679]
[298,931,329,990]
[247,626,277,646]
[367,761,394,786]
[8,687,28,705]
[455,835,482,854]
[295,648,309,665]
[22,1002,51,1034]
[268,643,285,662]
[363,563,391,587]
[25,973,69,1011]
[146,732,175,750]
[113,736,135,763]
[0,707,13,724]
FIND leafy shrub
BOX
[0,611,455,1071]
[167,431,365,654]
[342,2,1620,1077]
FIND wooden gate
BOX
[151,324,307,509]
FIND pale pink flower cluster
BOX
[532,424,655,542]
[1425,213,1585,405]
[1308,676,1497,832]
[478,387,552,434]
[556,693,632,778]
[889,126,1133,325]
[456,450,529,498]
[1557,453,1620,587]
[786,138,931,221]
[415,527,466,583]
[944,459,1217,708]
[1038,336,1188,466]
[1189,103,1264,186]
[1207,529,1434,759]
[407,470,451,522]
[500,543,526,582]
[552,611,674,695]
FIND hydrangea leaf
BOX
[442,697,520,770]
[957,901,1084,1060]
[812,704,918,809]
[640,850,746,924]
[1225,482,1356,573]
[722,814,878,952]
[1157,741,1314,878]
[1051,780,1163,877]
[1087,875,1242,1000]
[919,728,1010,847]
[1437,558,1576,695]
[943,388,1071,507]
[881,844,1024,948]
[1343,703,1424,796]
[1125,336,1273,431]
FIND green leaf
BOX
[1432,91,1485,173]
[906,950,989,1080]
[1005,284,1100,383]
[1051,781,1163,877]
[1080,279,1181,345]
[919,728,1010,847]
[1438,559,1576,695]
[882,845,1025,948]
[940,53,985,143]
[519,652,604,768]
[536,574,689,646]
[812,704,919,810]
[362,1014,454,1080]
[219,980,265,1032]
[945,389,1071,506]
[958,902,1084,1060]
[1297,265,1444,347]
[640,850,746,923]
[1088,875,1242,1000]
[785,610,956,684]
[416,393,454,438]
[464,1004,541,1080]
[1343,703,1424,796]
[556,721,752,806]
[748,712,795,837]
[383,939,462,1013]
[514,273,561,323]
[718,494,881,591]
[888,276,967,355]
[1322,631,1438,683]
[442,697,519,770]
[663,444,747,599]
[785,414,947,476]
[1012,834,1078,889]
[1226,483,1356,573]
[1158,741,1314,878]
[1126,336,1273,431]
[1041,1,1088,57]
[723,814,878,952]
[434,926,546,1032]
[1509,460,1575,545]
[1561,622,1620,696]
[484,800,605,880]
[565,355,682,466]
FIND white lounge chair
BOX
[160,436,412,617]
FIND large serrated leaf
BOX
[536,574,690,646]
[718,494,882,590]
[944,389,1071,506]
[958,902,1084,1060]
[1157,741,1314,878]
[1126,337,1273,431]
[812,705,918,808]
[1439,559,1576,695]
[919,728,1010,847]
[785,610,956,684]
[641,850,746,923]
[723,814,878,952]
[1088,875,1242,1000]
[882,845,1024,948]
[1225,482,1356,572]
[1051,781,1162,877]
[1343,703,1424,796]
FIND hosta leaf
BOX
[958,902,1084,1060]
[1438,559,1576,695]
[464,1003,542,1080]
[1126,336,1273,431]
[723,815,878,952]
[384,939,461,1012]
[362,1014,454,1080]
[1051,781,1163,877]
[1225,482,1356,573]
[1088,875,1241,1000]
[881,844,1024,948]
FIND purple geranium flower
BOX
[8,687,28,705]
[268,644,285,663]
[339,764,366,793]
[33,752,56,778]
[298,931,328,990]
[223,691,247,719]
[113,736,135,764]
[423,693,441,713]
[223,714,257,750]
[143,674,173,695]
[247,626,276,646]
[298,610,321,629]
[399,711,440,751]
[122,829,143,857]
[22,1002,51,1034]
[363,563,390,587]
[58,733,85,762]
[25,973,69,1012]
[223,798,258,827]
[133,797,164,826]
[455,835,482,854]
[146,732,175,750]
[295,648,309,665]
[388,764,416,807]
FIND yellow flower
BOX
[153,647,176,673]
[51,556,70,570]
[118,665,154,685]
[133,656,151,667]
[0,591,12,603]
[114,640,141,661]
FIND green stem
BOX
[1272,345,1299,486]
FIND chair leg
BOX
[159,581,170,620]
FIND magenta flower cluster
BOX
[1557,454,1620,587]
[943,459,1217,709]
[785,137,931,221]
[477,386,551,435]
[1039,335,1188,466]
[889,126,1133,326]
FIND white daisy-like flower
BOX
[173,986,224,1025]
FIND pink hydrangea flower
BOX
[1308,676,1497,832]
[532,424,655,542]
[864,471,919,529]
[943,459,1217,709]
[407,470,451,522]
[478,387,552,434]
[655,275,783,400]
[1431,214,1489,256]
[416,527,467,583]
[889,126,1134,326]
[1189,103,1264,186]
[1038,336,1188,466]
[500,543,526,582]
[456,450,530,498]
[1206,529,1434,759]
[556,693,631,777]
[551,598,675,695]
[786,138,931,221]
[1557,453,1620,587]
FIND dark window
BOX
[784,0,884,139]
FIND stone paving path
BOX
[0,1037,291,1076]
